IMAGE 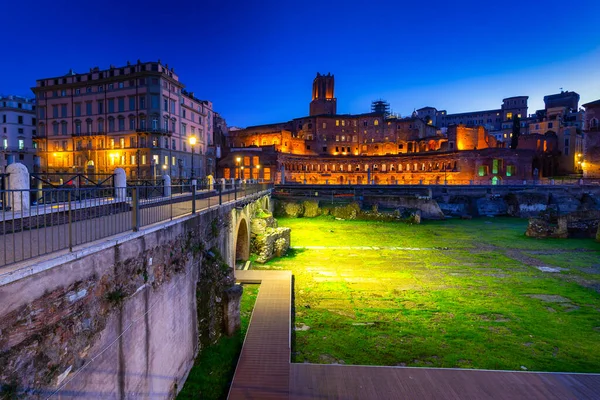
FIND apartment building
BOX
[0,95,36,172]
[32,60,213,179]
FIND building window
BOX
[478,165,488,176]
[506,112,513,120]
[506,165,515,177]
[322,122,326,129]
[18,139,24,149]
[18,116,23,124]
[374,120,379,126]
[118,118,125,131]
[492,159,501,174]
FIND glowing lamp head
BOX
[189,136,197,145]
[256,164,260,169]
[236,157,241,163]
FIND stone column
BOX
[6,163,30,213]
[223,284,243,336]
[163,174,171,197]
[114,167,126,202]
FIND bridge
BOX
[0,172,272,398]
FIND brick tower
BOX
[309,72,336,116]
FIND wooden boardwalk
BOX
[230,270,600,400]
[229,270,292,399]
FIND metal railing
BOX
[0,182,272,267]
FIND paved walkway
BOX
[230,270,292,399]
[230,270,600,400]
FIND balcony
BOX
[1,146,34,153]
[71,131,108,137]
[136,128,172,136]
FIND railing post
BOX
[132,187,139,232]
[192,183,196,214]
[219,184,222,205]
[234,181,237,201]
[68,190,73,252]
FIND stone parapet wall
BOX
[0,194,271,398]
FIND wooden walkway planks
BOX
[289,364,600,400]
[229,269,600,400]
[229,270,292,400]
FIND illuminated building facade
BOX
[528,91,584,174]
[0,95,36,172]
[32,61,214,178]
[583,99,600,178]
[219,73,556,184]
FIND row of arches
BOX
[282,161,458,173]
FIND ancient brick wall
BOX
[0,195,268,398]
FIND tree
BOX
[510,115,521,149]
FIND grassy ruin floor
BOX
[177,284,259,400]
[254,217,600,373]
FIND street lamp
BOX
[255,164,260,181]
[189,136,197,179]
[235,156,241,179]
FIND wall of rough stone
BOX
[273,185,600,219]
[0,194,270,399]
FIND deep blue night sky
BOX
[4,0,600,127]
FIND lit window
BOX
[506,112,513,120]
[336,120,339,126]
[374,120,379,126]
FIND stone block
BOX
[302,200,321,217]
[223,285,243,336]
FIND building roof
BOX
[582,99,600,108]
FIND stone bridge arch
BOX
[234,215,250,263]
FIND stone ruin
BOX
[250,209,291,263]
[526,210,600,240]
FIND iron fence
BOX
[0,182,272,267]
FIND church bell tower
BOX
[309,72,337,116]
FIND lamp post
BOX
[189,136,197,179]
[235,156,241,179]
[255,164,260,182]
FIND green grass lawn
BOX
[177,284,259,400]
[255,216,600,373]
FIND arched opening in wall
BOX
[235,218,249,262]
[532,158,541,178]
[491,176,501,185]
[339,176,344,184]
